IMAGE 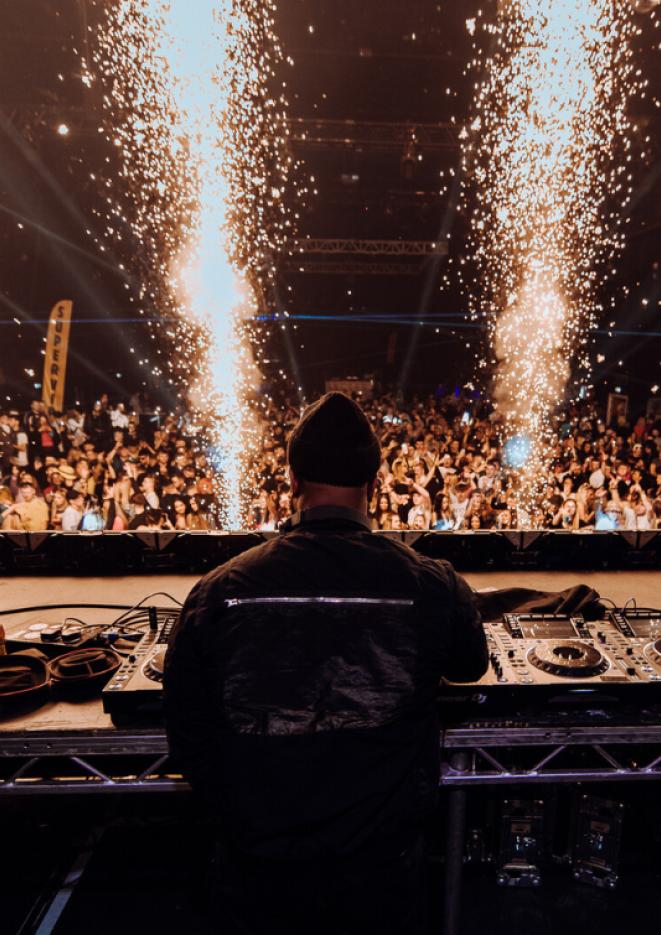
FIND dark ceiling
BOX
[0,0,659,409]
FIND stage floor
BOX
[1,570,659,735]
[2,568,659,620]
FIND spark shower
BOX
[464,0,642,509]
[90,0,294,527]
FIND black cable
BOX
[111,592,183,629]
[62,616,90,630]
[2,604,179,650]
[59,616,151,635]
[0,603,140,617]
[7,606,178,660]
[0,595,183,620]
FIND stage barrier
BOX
[0,529,655,574]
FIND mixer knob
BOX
[626,667,636,677]
[626,647,634,656]
[507,650,515,659]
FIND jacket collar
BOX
[281,505,372,533]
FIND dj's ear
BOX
[289,468,301,498]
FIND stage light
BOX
[56,123,70,136]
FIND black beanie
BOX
[288,392,381,488]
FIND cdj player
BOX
[102,612,178,720]
[101,607,661,723]
[443,610,661,709]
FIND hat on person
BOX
[58,464,76,482]
[287,392,381,488]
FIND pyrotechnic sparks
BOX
[463,0,644,510]
[88,1,296,527]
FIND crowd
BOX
[0,396,215,533]
[1,391,661,532]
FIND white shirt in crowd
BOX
[110,406,129,429]
[61,506,83,532]
[407,503,429,528]
[589,468,605,489]
[451,497,469,529]
[144,490,159,509]
[16,431,29,467]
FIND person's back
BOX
[164,393,487,935]
[166,511,485,853]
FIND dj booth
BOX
[1,530,660,933]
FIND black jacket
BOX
[164,506,487,858]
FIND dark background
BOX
[0,0,659,409]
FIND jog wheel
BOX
[528,640,608,678]
[143,649,167,683]
[644,639,661,669]
[49,648,121,689]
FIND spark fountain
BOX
[463,0,643,513]
[89,1,295,528]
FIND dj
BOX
[164,392,487,935]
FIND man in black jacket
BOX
[164,392,487,935]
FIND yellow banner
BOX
[42,300,73,412]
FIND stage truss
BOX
[3,723,661,795]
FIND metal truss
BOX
[287,118,460,150]
[441,724,661,786]
[437,721,661,935]
[3,723,661,795]
[10,110,461,152]
[0,732,183,796]
[292,238,448,256]
[282,258,425,276]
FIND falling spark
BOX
[89,1,296,527]
[463,0,644,510]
